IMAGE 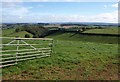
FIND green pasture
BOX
[47,32,118,44]
[83,27,119,35]
[2,28,33,38]
[2,28,119,80]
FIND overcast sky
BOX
[1,0,119,23]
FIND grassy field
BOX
[83,27,119,35]
[47,32,118,44]
[2,28,33,38]
[2,28,119,80]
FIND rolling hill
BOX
[46,32,118,44]
[83,28,119,35]
[2,30,118,80]
[2,28,118,80]
[2,28,33,38]
[2,27,119,44]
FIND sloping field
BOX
[47,32,118,44]
[83,28,119,35]
[2,31,118,80]
[2,28,15,36]
[2,28,33,38]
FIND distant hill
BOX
[2,22,118,29]
[49,22,118,26]
[2,28,33,38]
[2,25,51,38]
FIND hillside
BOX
[46,32,118,44]
[2,28,118,44]
[2,27,119,44]
[2,28,33,38]
[83,28,119,35]
[2,25,50,38]
[2,28,119,80]
[3,31,118,80]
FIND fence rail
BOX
[0,37,53,68]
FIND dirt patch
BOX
[2,61,118,80]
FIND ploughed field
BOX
[2,28,119,80]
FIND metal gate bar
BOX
[0,37,53,68]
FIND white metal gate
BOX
[0,37,53,67]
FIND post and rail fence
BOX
[0,37,53,68]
